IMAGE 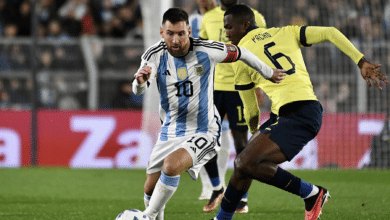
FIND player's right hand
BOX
[136,66,152,84]
[269,69,287,84]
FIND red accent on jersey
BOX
[222,44,239,63]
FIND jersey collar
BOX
[245,25,259,36]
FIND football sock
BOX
[199,167,212,191]
[204,157,222,190]
[216,183,247,220]
[218,129,232,186]
[144,193,151,209]
[301,180,319,199]
[144,172,180,219]
[266,167,316,199]
[241,192,248,202]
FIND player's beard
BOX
[167,45,187,57]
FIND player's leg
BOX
[218,119,232,188]
[143,172,164,220]
[226,91,250,213]
[215,101,330,220]
[198,167,213,200]
[203,155,224,212]
[201,91,228,212]
[144,147,193,219]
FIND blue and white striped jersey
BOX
[137,38,236,141]
[189,10,203,38]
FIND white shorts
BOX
[146,133,220,180]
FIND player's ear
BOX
[160,26,164,37]
[243,21,251,31]
[188,26,191,36]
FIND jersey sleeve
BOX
[206,40,240,63]
[132,44,160,94]
[253,9,267,28]
[239,88,260,134]
[232,61,260,133]
[232,60,257,91]
[300,26,364,64]
[199,14,208,39]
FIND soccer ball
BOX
[115,209,149,220]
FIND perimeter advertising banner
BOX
[0,110,387,169]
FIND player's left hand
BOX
[269,69,287,84]
[359,59,388,90]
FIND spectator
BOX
[47,19,69,41]
[110,79,143,109]
[8,79,25,104]
[17,0,32,36]
[0,89,10,109]
[37,50,57,108]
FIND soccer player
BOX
[188,0,223,202]
[132,8,286,220]
[199,0,267,213]
[211,4,388,220]
[189,0,217,38]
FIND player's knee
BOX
[162,159,181,176]
[233,155,253,176]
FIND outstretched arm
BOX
[304,26,388,90]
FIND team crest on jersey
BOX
[194,63,205,76]
[177,67,188,80]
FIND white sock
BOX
[144,173,180,219]
[144,193,151,209]
[199,167,212,190]
[218,129,232,187]
[305,185,320,199]
[144,193,165,220]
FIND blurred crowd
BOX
[1,0,389,112]
[0,0,143,39]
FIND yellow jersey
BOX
[233,26,364,132]
[200,6,266,91]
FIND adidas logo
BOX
[190,147,196,153]
[162,70,171,76]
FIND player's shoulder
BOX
[251,8,264,17]
[142,39,166,61]
[203,6,222,19]
[280,25,305,33]
[192,38,225,51]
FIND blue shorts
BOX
[214,91,248,132]
[259,100,323,161]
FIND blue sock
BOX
[299,179,314,199]
[204,157,220,187]
[216,183,246,220]
[241,191,248,200]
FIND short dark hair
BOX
[162,8,189,26]
[224,4,255,24]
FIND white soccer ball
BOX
[115,209,149,220]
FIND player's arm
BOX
[132,62,157,95]
[199,14,208,40]
[232,61,260,134]
[301,26,388,89]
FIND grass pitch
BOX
[0,168,389,220]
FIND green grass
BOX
[1,169,389,220]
